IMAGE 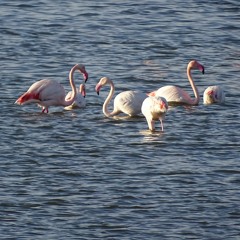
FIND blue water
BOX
[1,1,240,239]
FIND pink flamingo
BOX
[15,64,88,113]
[95,77,147,117]
[141,96,168,131]
[148,60,204,106]
[64,84,86,110]
[203,86,225,104]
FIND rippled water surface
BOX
[1,1,240,239]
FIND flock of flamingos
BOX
[15,60,225,131]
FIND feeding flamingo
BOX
[203,86,225,104]
[141,96,168,131]
[15,64,88,113]
[95,77,147,117]
[64,84,86,110]
[148,60,204,106]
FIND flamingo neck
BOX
[187,67,200,105]
[63,65,78,106]
[103,80,115,117]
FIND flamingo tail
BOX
[15,92,40,105]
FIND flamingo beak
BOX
[165,103,168,110]
[160,102,164,109]
[160,100,168,110]
[198,64,204,74]
[82,88,86,98]
[95,84,101,95]
[83,72,88,83]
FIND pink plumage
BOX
[64,84,86,110]
[141,96,168,131]
[95,77,147,117]
[203,86,225,104]
[15,64,88,113]
[148,60,204,106]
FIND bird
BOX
[141,96,168,131]
[64,84,86,110]
[203,86,225,104]
[15,64,88,113]
[95,76,147,117]
[148,60,204,106]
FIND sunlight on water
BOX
[1,0,240,239]
[139,129,165,142]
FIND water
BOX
[1,1,240,239]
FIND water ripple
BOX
[1,0,240,239]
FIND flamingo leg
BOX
[41,107,49,113]
[146,118,155,131]
[159,118,164,132]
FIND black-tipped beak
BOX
[97,91,99,95]
[84,72,88,83]
[202,67,205,74]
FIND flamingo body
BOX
[95,77,147,117]
[16,79,66,110]
[65,84,86,110]
[149,85,194,105]
[148,60,204,106]
[15,64,88,113]
[141,96,168,131]
[113,90,147,116]
[203,86,225,104]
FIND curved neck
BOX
[103,80,115,117]
[63,65,78,106]
[187,66,200,105]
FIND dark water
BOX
[1,1,240,239]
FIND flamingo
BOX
[95,77,147,117]
[148,60,204,106]
[64,84,86,110]
[141,96,168,131]
[203,86,225,104]
[15,64,88,113]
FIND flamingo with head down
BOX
[95,77,147,117]
[15,64,88,113]
[64,84,86,110]
[141,96,168,131]
[203,86,225,104]
[148,60,204,106]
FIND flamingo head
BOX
[203,87,217,104]
[151,96,168,119]
[79,84,86,98]
[76,64,88,83]
[188,60,205,74]
[206,89,218,101]
[95,77,111,95]
[159,97,168,112]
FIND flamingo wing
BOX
[16,79,65,106]
[114,91,147,116]
[150,86,193,105]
